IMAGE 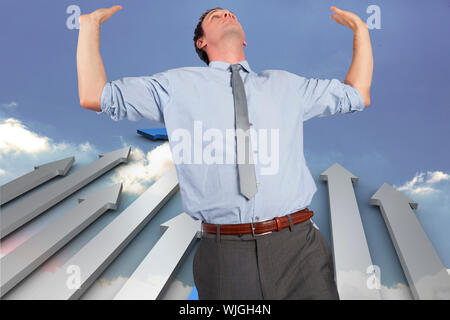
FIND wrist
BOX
[79,14,101,28]
[352,20,369,33]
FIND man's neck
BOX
[206,40,246,65]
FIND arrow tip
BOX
[99,147,131,162]
[370,182,391,206]
[77,183,123,210]
[370,182,419,210]
[319,162,358,183]
[160,212,201,233]
[34,156,75,175]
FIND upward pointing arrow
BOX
[370,182,450,300]
[320,162,381,300]
[0,147,130,239]
[113,212,201,300]
[0,157,75,206]
[0,183,122,297]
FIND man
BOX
[77,5,373,300]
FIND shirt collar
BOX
[208,60,252,73]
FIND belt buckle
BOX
[250,221,272,237]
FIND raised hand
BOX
[79,5,123,25]
[330,6,366,31]
[77,5,123,111]
[329,6,373,107]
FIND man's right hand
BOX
[79,5,122,25]
[77,5,123,111]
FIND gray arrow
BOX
[370,182,450,299]
[320,163,381,300]
[3,165,179,300]
[113,212,201,300]
[0,147,130,239]
[0,183,122,297]
[0,157,75,206]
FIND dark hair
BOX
[193,7,224,65]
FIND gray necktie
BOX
[230,63,258,200]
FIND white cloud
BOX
[0,118,99,160]
[159,279,193,300]
[80,276,192,300]
[394,170,450,195]
[79,141,94,152]
[110,142,174,195]
[337,270,413,300]
[379,282,414,300]
[0,117,99,184]
[2,101,18,108]
[337,268,450,299]
[0,118,55,155]
[412,268,450,299]
[408,186,436,195]
[426,171,450,184]
[80,276,129,300]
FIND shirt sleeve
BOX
[292,74,366,122]
[96,70,171,123]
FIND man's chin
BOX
[221,28,243,39]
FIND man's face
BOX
[196,9,247,51]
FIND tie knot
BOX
[230,64,242,72]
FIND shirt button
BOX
[249,122,253,126]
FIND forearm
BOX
[344,23,373,106]
[77,15,107,111]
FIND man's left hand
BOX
[330,6,367,31]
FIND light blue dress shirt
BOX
[98,60,366,224]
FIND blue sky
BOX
[1,0,449,299]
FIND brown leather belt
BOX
[202,208,314,235]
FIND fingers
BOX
[330,14,345,23]
[330,14,349,27]
[330,6,347,16]
[94,5,122,24]
[105,5,122,17]
[330,6,341,14]
[330,6,364,30]
[110,5,122,13]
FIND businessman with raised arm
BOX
[77,5,373,300]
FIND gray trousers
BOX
[193,218,340,300]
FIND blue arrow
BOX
[137,128,168,141]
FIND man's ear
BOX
[196,38,206,50]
